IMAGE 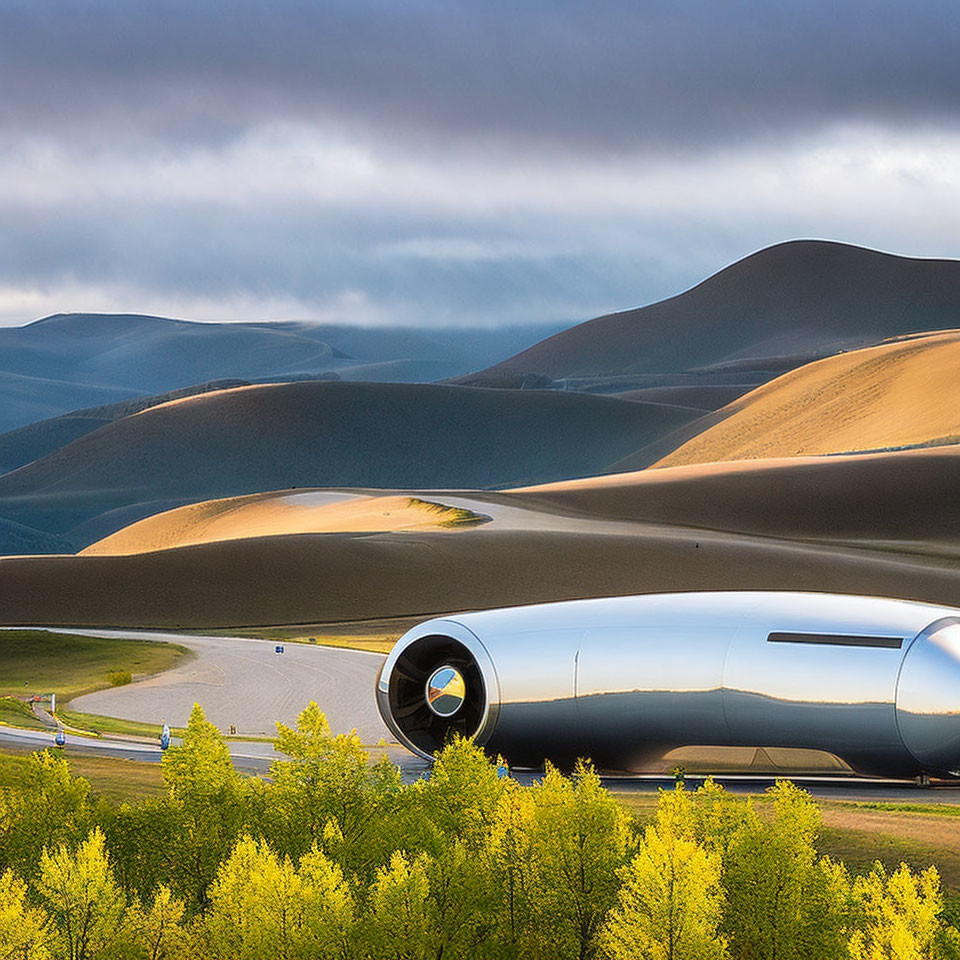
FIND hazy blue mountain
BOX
[0,314,567,432]
[0,379,249,475]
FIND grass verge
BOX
[56,709,186,740]
[221,615,425,654]
[0,745,166,801]
[0,696,49,730]
[0,629,190,701]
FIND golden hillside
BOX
[654,330,960,468]
[81,491,489,555]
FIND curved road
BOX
[66,628,391,742]
[4,627,960,801]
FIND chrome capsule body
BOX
[376,592,960,778]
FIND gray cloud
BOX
[1,2,959,328]
[1,1,958,153]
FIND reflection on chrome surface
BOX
[426,665,466,718]
[375,592,960,778]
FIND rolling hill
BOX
[0,379,249,475]
[0,380,700,549]
[650,330,960,468]
[81,491,491,555]
[3,448,960,627]
[0,313,565,433]
[455,240,960,387]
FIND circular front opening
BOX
[426,665,466,717]
[384,634,487,755]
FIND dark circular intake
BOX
[388,635,485,755]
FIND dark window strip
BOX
[767,632,903,649]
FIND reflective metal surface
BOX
[375,592,960,777]
[426,665,466,717]
[896,619,960,775]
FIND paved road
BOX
[0,723,285,773]
[62,629,391,742]
[6,626,960,801]
[4,723,959,801]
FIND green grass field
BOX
[0,695,49,730]
[0,745,166,801]
[0,629,190,702]
[618,790,960,899]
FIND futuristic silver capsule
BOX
[376,591,960,779]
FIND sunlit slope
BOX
[5,447,960,626]
[0,380,699,548]
[652,331,960,468]
[513,446,960,547]
[82,491,490,555]
[457,241,960,384]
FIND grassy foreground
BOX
[0,744,166,801]
[0,629,189,701]
[0,629,190,739]
[2,705,959,960]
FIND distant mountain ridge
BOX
[0,314,567,433]
[455,241,960,387]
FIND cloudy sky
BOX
[1,0,958,327]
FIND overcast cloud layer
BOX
[1,0,958,327]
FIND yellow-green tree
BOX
[526,761,632,960]
[0,868,50,959]
[125,885,186,960]
[849,862,943,960]
[160,704,246,910]
[687,777,750,860]
[296,845,356,959]
[364,851,433,960]
[487,785,536,956]
[161,704,236,801]
[601,821,727,960]
[203,834,355,960]
[0,751,92,880]
[722,780,850,960]
[423,839,498,959]
[414,735,507,850]
[35,828,128,960]
[268,701,401,873]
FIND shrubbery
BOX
[0,701,958,959]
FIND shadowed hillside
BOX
[0,378,249,475]
[515,447,960,548]
[0,313,565,432]
[4,447,960,626]
[0,380,699,548]
[455,241,960,385]
[650,330,960,468]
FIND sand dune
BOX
[653,330,960,468]
[0,380,699,550]
[456,241,960,384]
[82,492,490,555]
[3,446,960,627]
[2,515,959,629]
[516,447,960,547]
